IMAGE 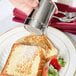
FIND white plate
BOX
[0,26,76,76]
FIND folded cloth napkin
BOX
[13,3,76,34]
[13,8,27,23]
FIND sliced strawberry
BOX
[42,67,48,76]
[49,58,61,71]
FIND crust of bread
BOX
[15,34,54,49]
[0,74,13,76]
[1,44,19,74]
[36,47,46,76]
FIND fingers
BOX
[52,1,58,14]
[32,0,39,8]
[54,4,58,14]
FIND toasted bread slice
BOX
[15,34,58,60]
[1,44,46,76]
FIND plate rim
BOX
[0,25,75,48]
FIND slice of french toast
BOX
[15,34,58,61]
[1,44,46,76]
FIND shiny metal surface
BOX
[58,11,76,18]
[24,0,55,35]
[53,16,76,22]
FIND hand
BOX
[10,0,39,15]
[10,0,58,15]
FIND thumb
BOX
[32,0,39,8]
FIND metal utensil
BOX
[58,11,76,18]
[24,0,55,35]
[53,16,76,22]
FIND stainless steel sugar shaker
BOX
[24,0,55,35]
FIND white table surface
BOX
[0,0,76,45]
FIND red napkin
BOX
[13,3,76,34]
[13,8,27,23]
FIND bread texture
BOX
[1,44,46,76]
[15,34,58,60]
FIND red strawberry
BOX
[49,58,61,71]
[42,67,48,76]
